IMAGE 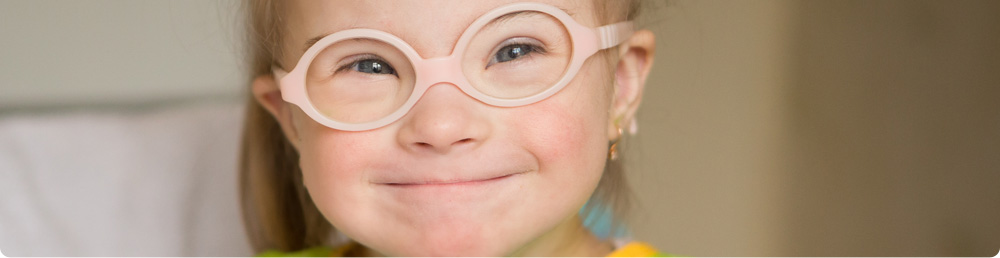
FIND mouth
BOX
[376,171,527,188]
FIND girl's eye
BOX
[350,59,396,75]
[493,44,539,63]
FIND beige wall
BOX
[627,0,793,256]
[629,0,999,256]
[0,0,241,109]
[784,0,1000,256]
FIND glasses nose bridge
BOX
[417,56,465,88]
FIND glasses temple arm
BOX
[596,21,634,50]
[271,65,289,81]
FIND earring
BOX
[608,126,623,161]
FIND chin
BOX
[368,222,522,257]
[400,241,505,257]
[377,239,510,257]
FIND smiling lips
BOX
[368,151,537,188]
[376,171,526,187]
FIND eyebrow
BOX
[485,11,536,29]
[301,7,576,52]
[487,7,575,28]
[304,32,332,52]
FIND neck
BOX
[507,214,615,257]
[351,214,614,257]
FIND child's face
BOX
[275,0,622,256]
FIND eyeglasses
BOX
[272,2,633,131]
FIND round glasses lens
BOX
[462,11,573,99]
[306,38,416,124]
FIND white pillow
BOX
[0,101,252,256]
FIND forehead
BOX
[282,0,597,62]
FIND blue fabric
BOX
[579,201,629,239]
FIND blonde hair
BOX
[238,0,644,252]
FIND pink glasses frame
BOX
[272,2,634,131]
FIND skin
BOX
[253,0,655,256]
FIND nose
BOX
[396,83,491,154]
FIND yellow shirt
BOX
[258,241,670,257]
[607,242,668,257]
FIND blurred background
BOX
[1,0,997,256]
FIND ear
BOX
[608,29,656,140]
[252,74,301,149]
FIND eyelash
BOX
[335,54,397,76]
[487,38,547,67]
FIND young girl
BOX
[239,0,658,256]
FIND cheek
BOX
[505,73,612,187]
[510,103,595,161]
[292,113,391,222]
[510,64,613,168]
[298,123,373,181]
